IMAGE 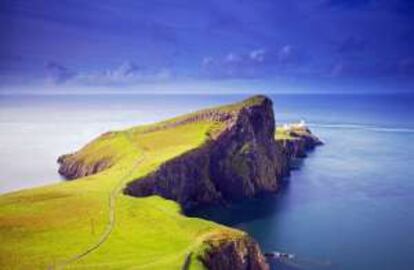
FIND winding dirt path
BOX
[50,131,145,270]
[50,130,217,270]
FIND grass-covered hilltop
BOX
[0,95,321,270]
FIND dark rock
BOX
[57,154,111,180]
[200,236,269,270]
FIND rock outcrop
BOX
[276,124,323,160]
[200,235,269,270]
[124,96,290,209]
[57,153,112,180]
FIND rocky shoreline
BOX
[57,96,322,270]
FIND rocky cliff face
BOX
[200,235,269,270]
[57,153,112,180]
[124,96,290,209]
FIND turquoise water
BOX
[1,94,413,269]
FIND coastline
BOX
[0,95,322,269]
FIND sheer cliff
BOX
[123,96,289,209]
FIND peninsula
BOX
[0,95,321,270]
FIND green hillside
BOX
[0,98,266,270]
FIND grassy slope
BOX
[275,125,317,142]
[0,98,267,270]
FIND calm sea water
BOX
[1,93,413,270]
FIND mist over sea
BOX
[1,93,413,270]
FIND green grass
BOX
[0,106,246,269]
[275,125,311,141]
[275,124,315,143]
[275,127,295,140]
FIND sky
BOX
[0,0,414,94]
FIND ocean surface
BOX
[1,93,413,270]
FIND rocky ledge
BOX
[57,153,112,180]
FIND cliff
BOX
[51,95,321,270]
[123,96,289,209]
[200,234,269,270]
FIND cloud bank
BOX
[46,61,172,86]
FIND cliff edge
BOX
[123,95,289,209]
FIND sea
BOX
[0,93,413,270]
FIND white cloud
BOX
[45,61,172,86]
[278,45,292,61]
[202,57,214,67]
[200,45,306,79]
[225,53,241,63]
[249,49,266,62]
[111,61,141,77]
[45,61,76,84]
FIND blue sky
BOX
[1,0,414,94]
